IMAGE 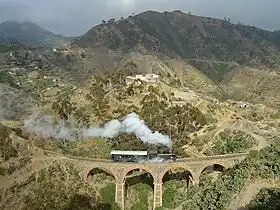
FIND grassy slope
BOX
[222,67,280,106]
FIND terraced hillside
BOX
[1,9,280,210]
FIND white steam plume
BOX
[23,112,172,147]
[23,112,83,140]
[84,113,171,147]
[138,157,165,163]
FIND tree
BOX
[126,85,135,96]
[247,188,280,210]
[0,124,18,161]
[23,163,103,210]
[66,194,106,210]
[38,59,43,69]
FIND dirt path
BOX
[199,121,237,154]
[199,119,268,155]
[173,89,273,154]
[230,179,280,209]
[237,128,268,150]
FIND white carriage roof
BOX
[110,150,148,155]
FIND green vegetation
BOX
[22,162,109,210]
[0,124,18,161]
[47,69,208,158]
[247,187,280,210]
[271,105,280,119]
[4,157,31,175]
[52,95,90,125]
[2,10,280,210]
[60,138,112,159]
[211,129,257,155]
[156,141,280,209]
[188,60,238,82]
[161,180,189,209]
[129,183,153,210]
[0,39,25,53]
[100,184,120,210]
[0,72,20,89]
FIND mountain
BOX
[72,10,280,81]
[0,21,72,47]
[0,65,279,210]
[1,10,280,210]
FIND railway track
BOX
[43,150,248,163]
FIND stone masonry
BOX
[44,151,247,210]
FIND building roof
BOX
[110,150,148,156]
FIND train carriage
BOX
[110,150,177,162]
[111,150,148,162]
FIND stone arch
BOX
[86,166,116,183]
[198,163,226,182]
[160,166,195,184]
[85,166,117,209]
[161,166,194,186]
[123,167,155,210]
[160,166,194,208]
[122,166,156,182]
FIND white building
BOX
[239,103,249,108]
[126,74,159,84]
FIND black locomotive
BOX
[110,150,177,162]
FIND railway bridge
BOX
[45,151,247,210]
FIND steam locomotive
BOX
[110,150,177,162]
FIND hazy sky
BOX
[0,0,279,36]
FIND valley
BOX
[0,9,280,210]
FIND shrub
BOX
[247,188,280,210]
[0,124,18,161]
[212,129,256,154]
[22,162,104,210]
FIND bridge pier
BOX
[191,172,200,185]
[192,178,199,185]
[153,182,163,209]
[115,182,125,210]
[77,153,247,210]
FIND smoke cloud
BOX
[23,112,83,141]
[23,112,172,147]
[138,157,168,163]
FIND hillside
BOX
[1,63,280,209]
[0,21,72,47]
[222,67,280,106]
[72,10,280,81]
[1,10,280,210]
[65,10,280,106]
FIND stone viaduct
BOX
[45,151,247,210]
